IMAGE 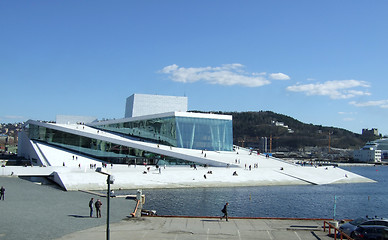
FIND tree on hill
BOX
[193,110,378,151]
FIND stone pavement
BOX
[56,217,334,240]
[0,176,137,240]
[0,176,335,240]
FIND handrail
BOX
[323,220,353,240]
[131,199,140,217]
[33,141,51,166]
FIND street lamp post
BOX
[96,167,114,240]
[106,175,111,240]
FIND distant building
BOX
[359,138,388,160]
[353,142,382,163]
[260,137,268,153]
[271,120,294,134]
[362,128,379,137]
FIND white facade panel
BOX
[56,115,97,125]
[353,149,382,163]
[125,94,188,118]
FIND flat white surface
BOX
[125,94,188,118]
[16,121,374,191]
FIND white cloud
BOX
[286,80,371,99]
[252,72,267,76]
[269,73,290,80]
[349,100,388,108]
[338,111,357,115]
[343,118,355,121]
[160,64,289,87]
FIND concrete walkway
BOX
[0,176,335,240]
[56,216,334,240]
[0,176,137,240]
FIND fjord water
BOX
[141,166,388,220]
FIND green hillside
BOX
[197,111,378,151]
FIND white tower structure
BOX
[125,93,188,118]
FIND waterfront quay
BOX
[57,216,334,240]
[0,175,336,240]
[0,176,137,240]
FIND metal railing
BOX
[323,221,353,240]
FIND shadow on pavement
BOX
[68,214,91,218]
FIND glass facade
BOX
[26,124,193,165]
[175,117,232,151]
[374,139,388,150]
[95,117,177,147]
[95,115,233,151]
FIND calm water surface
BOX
[133,166,388,219]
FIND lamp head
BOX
[96,167,111,175]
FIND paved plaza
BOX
[0,176,137,240]
[57,217,334,240]
[0,176,335,240]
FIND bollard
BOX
[330,220,339,228]
[136,189,143,217]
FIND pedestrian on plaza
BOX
[220,202,229,221]
[89,198,94,217]
[0,186,5,200]
[95,199,102,218]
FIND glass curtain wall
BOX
[96,117,177,146]
[95,116,233,151]
[175,117,232,151]
[27,124,189,165]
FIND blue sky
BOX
[1,1,388,135]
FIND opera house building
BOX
[13,94,372,190]
[18,94,233,167]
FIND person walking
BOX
[89,198,94,217]
[95,199,102,218]
[0,186,4,200]
[220,202,229,221]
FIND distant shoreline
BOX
[282,158,387,167]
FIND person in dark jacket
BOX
[95,199,102,218]
[220,202,229,221]
[89,198,94,217]
[0,186,5,200]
